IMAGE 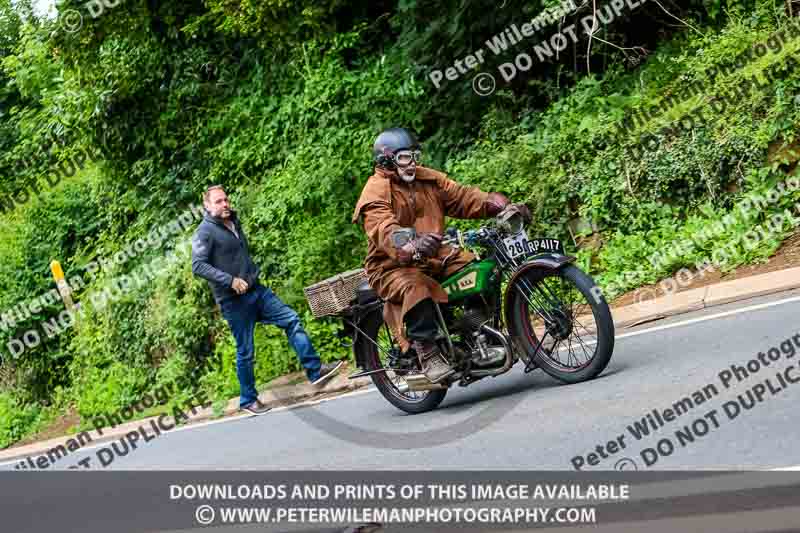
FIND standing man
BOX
[192,185,342,415]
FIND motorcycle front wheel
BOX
[507,264,615,383]
[354,309,448,414]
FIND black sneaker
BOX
[240,399,272,416]
[311,360,344,386]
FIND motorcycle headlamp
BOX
[497,208,525,235]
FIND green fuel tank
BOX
[440,259,498,301]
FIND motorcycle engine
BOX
[455,297,490,333]
[470,332,507,367]
[460,306,488,332]
[456,301,506,368]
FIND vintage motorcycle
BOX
[308,207,614,414]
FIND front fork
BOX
[502,255,577,372]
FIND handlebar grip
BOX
[440,227,456,246]
[442,228,480,247]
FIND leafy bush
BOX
[0,391,47,449]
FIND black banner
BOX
[2,471,799,532]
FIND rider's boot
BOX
[412,340,455,383]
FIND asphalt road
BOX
[7,289,800,471]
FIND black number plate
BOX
[503,232,564,258]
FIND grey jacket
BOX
[191,209,261,304]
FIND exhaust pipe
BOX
[397,374,448,393]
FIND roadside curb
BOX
[4,266,800,465]
[612,266,800,328]
[0,362,371,465]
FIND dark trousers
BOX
[404,298,439,342]
[220,285,321,407]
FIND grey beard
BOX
[400,172,416,183]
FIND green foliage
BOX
[445,12,800,275]
[70,361,150,421]
[0,390,45,448]
[199,0,350,43]
[593,169,799,298]
[0,170,110,401]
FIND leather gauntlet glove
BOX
[484,192,510,217]
[396,233,443,264]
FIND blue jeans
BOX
[220,285,321,407]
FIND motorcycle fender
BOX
[516,253,576,273]
[503,253,576,326]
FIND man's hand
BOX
[484,192,510,217]
[231,277,249,295]
[396,233,443,264]
[416,233,443,258]
[485,192,532,223]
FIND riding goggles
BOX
[393,149,422,166]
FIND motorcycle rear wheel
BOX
[354,309,448,414]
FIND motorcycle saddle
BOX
[355,280,379,304]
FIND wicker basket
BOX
[304,268,368,318]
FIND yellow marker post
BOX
[50,260,64,281]
[50,260,74,310]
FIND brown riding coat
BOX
[352,166,491,350]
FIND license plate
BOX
[503,232,564,258]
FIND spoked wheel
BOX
[507,264,614,383]
[354,309,447,414]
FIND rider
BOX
[352,127,531,383]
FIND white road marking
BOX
[614,294,800,340]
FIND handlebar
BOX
[441,228,482,247]
[441,205,527,248]
[441,228,459,246]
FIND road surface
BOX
[5,289,800,471]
